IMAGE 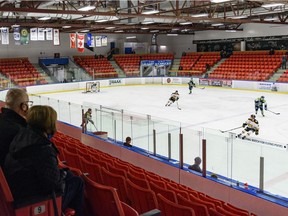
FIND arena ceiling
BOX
[0,0,288,35]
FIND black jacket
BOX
[0,107,27,167]
[4,127,65,201]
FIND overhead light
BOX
[179,22,192,25]
[126,22,138,25]
[262,3,284,8]
[38,16,51,21]
[172,28,179,31]
[62,25,71,29]
[142,10,159,15]
[78,5,96,11]
[114,30,124,33]
[211,0,231,3]
[225,30,237,32]
[11,24,20,28]
[167,34,178,36]
[95,19,108,23]
[141,27,149,30]
[105,27,115,29]
[80,29,90,32]
[264,17,278,21]
[211,23,224,26]
[191,13,208,18]
[150,30,159,33]
[229,15,248,19]
[126,36,136,39]
[142,21,154,24]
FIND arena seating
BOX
[0,58,47,87]
[178,52,221,77]
[114,53,174,77]
[73,56,118,78]
[209,51,284,81]
[51,132,256,216]
[278,69,288,82]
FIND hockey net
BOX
[83,81,100,93]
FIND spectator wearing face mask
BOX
[4,105,84,216]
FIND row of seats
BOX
[0,58,47,87]
[74,56,118,79]
[278,69,288,82]
[52,132,256,216]
[114,53,174,77]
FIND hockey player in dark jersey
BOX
[188,78,196,94]
[237,114,259,139]
[255,96,267,117]
[165,90,179,106]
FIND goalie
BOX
[165,90,179,106]
[237,114,259,139]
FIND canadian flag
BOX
[77,34,85,53]
[70,33,76,48]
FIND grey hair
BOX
[5,88,27,109]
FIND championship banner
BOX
[30,28,38,41]
[101,35,107,46]
[1,27,9,45]
[95,36,101,47]
[46,28,53,40]
[20,28,29,45]
[90,35,95,47]
[86,33,93,47]
[38,28,45,41]
[53,29,60,45]
[77,34,85,53]
[13,27,21,45]
[70,33,76,48]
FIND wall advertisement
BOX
[199,78,232,88]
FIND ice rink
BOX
[34,84,288,198]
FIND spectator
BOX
[282,55,287,69]
[0,88,30,166]
[269,48,275,55]
[182,52,186,56]
[178,65,183,70]
[124,136,132,147]
[205,63,210,71]
[4,105,84,216]
[188,157,202,173]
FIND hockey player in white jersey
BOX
[255,96,267,117]
[237,114,259,139]
[165,90,179,107]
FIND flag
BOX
[13,27,21,45]
[86,33,92,47]
[53,29,60,45]
[1,27,9,45]
[70,33,76,48]
[46,28,53,40]
[20,28,29,45]
[30,28,38,41]
[77,34,85,53]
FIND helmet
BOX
[88,108,92,112]
[175,90,178,93]
[250,114,256,119]
[261,96,265,99]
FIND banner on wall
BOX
[199,78,232,88]
[1,27,9,45]
[46,28,53,40]
[86,33,93,47]
[162,77,182,84]
[53,29,60,45]
[38,28,45,41]
[70,33,76,48]
[90,35,95,47]
[13,27,21,45]
[101,35,107,46]
[77,34,85,53]
[30,28,38,41]
[95,36,101,47]
[20,28,29,45]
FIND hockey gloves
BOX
[242,123,247,128]
[255,130,259,135]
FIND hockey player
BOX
[255,96,267,117]
[81,108,94,130]
[188,78,196,94]
[237,114,259,139]
[165,90,179,106]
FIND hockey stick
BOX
[220,126,242,133]
[176,101,181,110]
[267,109,280,115]
[92,123,98,131]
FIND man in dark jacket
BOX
[0,88,30,167]
[188,157,202,173]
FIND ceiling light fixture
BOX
[262,3,284,8]
[264,17,278,21]
[38,16,51,21]
[211,0,231,3]
[142,21,154,24]
[225,30,237,32]
[11,24,20,28]
[229,15,248,19]
[105,27,115,29]
[78,5,96,11]
[150,30,159,33]
[211,23,224,26]
[126,36,136,39]
[142,10,159,15]
[179,22,192,25]
[62,25,71,29]
[141,27,149,30]
[167,34,178,36]
[114,30,124,33]
[191,13,208,18]
[80,29,90,32]
[95,19,108,23]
